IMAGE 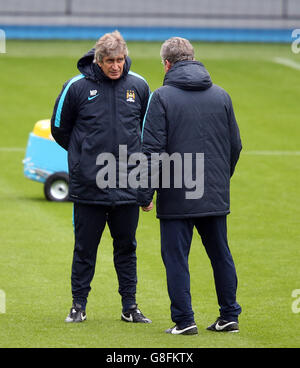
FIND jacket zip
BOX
[110,79,117,207]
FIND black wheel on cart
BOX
[44,172,69,202]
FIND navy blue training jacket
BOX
[138,60,242,219]
[51,49,150,205]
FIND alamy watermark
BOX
[291,29,300,54]
[292,289,300,314]
[95,145,204,199]
[0,29,6,54]
[0,289,5,313]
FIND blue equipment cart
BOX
[23,120,69,201]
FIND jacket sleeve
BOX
[51,81,78,151]
[137,91,168,206]
[225,94,242,177]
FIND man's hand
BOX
[142,201,153,212]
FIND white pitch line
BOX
[0,147,299,156]
[0,147,25,152]
[244,151,300,156]
[273,57,300,71]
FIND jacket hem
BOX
[69,197,137,206]
[157,210,230,219]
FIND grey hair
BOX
[94,30,128,63]
[160,37,195,65]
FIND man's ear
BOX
[165,60,172,73]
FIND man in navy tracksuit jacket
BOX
[51,31,151,323]
[138,37,242,334]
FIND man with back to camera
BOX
[138,37,242,334]
[51,30,152,324]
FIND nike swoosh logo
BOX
[88,94,99,101]
[215,321,236,331]
[121,313,133,322]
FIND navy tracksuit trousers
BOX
[71,203,139,312]
[160,215,241,328]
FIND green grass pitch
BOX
[0,40,300,348]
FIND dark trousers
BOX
[71,203,139,312]
[160,215,241,328]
